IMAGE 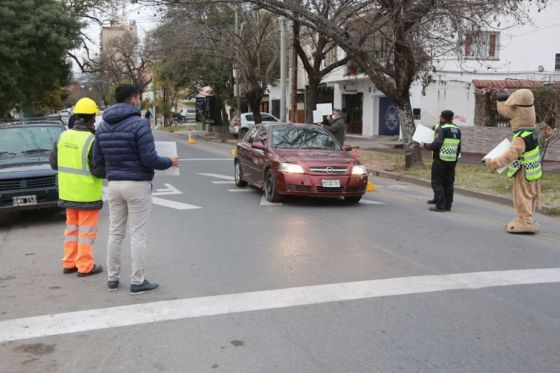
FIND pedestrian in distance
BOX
[49,97,106,277]
[320,108,347,146]
[144,109,152,125]
[420,110,462,212]
[93,84,180,295]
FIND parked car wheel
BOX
[264,169,282,202]
[234,161,248,187]
[344,196,362,203]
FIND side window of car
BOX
[256,127,268,146]
[244,127,259,144]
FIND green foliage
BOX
[0,0,80,116]
[533,85,559,128]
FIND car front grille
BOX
[309,167,347,175]
[346,186,365,193]
[287,184,312,192]
[0,175,56,191]
[316,186,344,193]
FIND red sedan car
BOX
[234,123,368,203]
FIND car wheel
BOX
[234,160,248,187]
[238,127,248,139]
[344,196,362,203]
[264,169,282,202]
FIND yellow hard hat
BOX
[73,97,99,115]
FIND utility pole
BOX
[290,19,300,122]
[235,8,241,117]
[280,18,287,122]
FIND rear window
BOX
[272,127,340,150]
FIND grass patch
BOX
[158,124,199,133]
[358,150,560,207]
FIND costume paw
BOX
[506,220,539,234]
[485,158,498,173]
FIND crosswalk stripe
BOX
[260,196,282,206]
[198,173,235,180]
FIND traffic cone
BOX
[367,180,377,192]
[187,128,196,144]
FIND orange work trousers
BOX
[63,209,99,273]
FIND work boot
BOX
[427,199,436,204]
[107,280,120,291]
[63,267,78,274]
[130,280,159,295]
[77,264,103,277]
[429,206,445,212]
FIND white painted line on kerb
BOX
[2,268,560,343]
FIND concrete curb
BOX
[371,170,559,217]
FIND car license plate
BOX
[322,179,340,188]
[13,195,37,206]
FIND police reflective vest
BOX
[439,123,461,162]
[507,130,542,181]
[57,130,102,202]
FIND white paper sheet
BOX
[312,110,323,124]
[412,124,435,143]
[316,103,333,116]
[154,141,179,176]
[483,138,511,174]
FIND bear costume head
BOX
[496,88,536,131]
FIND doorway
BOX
[343,93,363,134]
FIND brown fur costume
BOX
[485,89,542,233]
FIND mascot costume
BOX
[485,89,542,233]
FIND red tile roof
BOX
[472,80,545,89]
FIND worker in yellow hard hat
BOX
[49,97,106,276]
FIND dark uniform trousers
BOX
[431,159,456,210]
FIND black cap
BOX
[441,110,454,121]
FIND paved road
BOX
[1,131,559,372]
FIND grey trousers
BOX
[106,180,152,285]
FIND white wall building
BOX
[271,1,560,136]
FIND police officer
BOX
[50,97,106,276]
[422,110,461,212]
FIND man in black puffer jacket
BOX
[94,84,180,294]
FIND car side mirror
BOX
[251,141,267,151]
[343,144,352,152]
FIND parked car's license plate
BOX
[13,195,37,206]
[322,179,340,188]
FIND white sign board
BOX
[412,124,435,144]
[312,110,323,124]
[316,103,333,116]
[483,138,511,174]
[154,141,179,176]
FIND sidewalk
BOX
[345,135,560,175]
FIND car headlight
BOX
[279,163,304,174]
[351,165,367,175]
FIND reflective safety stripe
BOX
[79,226,97,233]
[64,237,78,243]
[507,130,542,180]
[66,224,79,231]
[78,237,96,245]
[439,138,460,162]
[58,166,92,176]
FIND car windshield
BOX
[272,127,341,150]
[244,114,277,122]
[0,125,63,157]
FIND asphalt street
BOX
[1,130,559,372]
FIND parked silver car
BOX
[229,112,278,138]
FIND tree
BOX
[239,0,546,168]
[150,3,280,125]
[0,0,81,116]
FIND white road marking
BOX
[152,183,182,196]
[360,199,385,205]
[198,173,235,180]
[180,158,231,161]
[228,189,253,192]
[260,196,282,206]
[2,268,560,343]
[386,185,409,190]
[212,181,235,184]
[152,197,201,210]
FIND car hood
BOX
[274,149,357,165]
[0,157,55,177]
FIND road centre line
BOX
[2,268,560,343]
